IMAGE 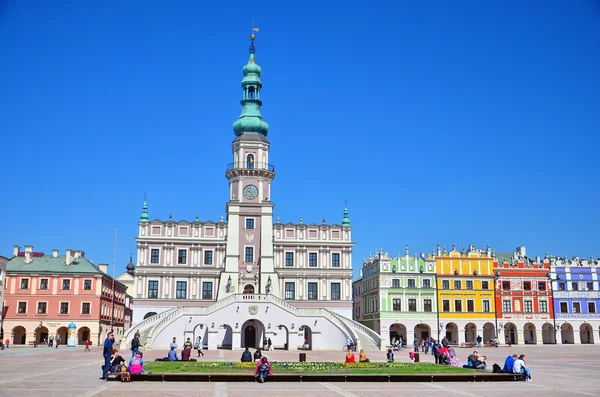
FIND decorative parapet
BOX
[553,291,600,299]
[500,313,552,320]
[555,313,600,320]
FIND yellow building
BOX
[436,245,496,345]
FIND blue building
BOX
[551,256,600,344]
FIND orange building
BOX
[2,245,129,346]
[494,246,554,345]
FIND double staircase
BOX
[121,294,382,351]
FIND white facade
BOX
[122,39,380,351]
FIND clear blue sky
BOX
[1,1,599,278]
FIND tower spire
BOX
[140,193,149,223]
[342,199,351,227]
[232,33,269,136]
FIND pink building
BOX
[2,245,129,345]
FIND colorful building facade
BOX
[436,245,496,344]
[353,247,437,346]
[3,245,129,345]
[551,256,600,344]
[494,246,554,345]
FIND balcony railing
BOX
[227,163,275,172]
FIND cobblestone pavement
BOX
[0,344,596,396]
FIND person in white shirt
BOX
[170,337,178,349]
[512,354,531,381]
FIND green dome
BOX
[233,115,269,136]
[243,54,261,76]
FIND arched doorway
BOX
[243,284,255,294]
[445,323,458,344]
[219,325,233,349]
[276,325,290,350]
[561,323,574,344]
[580,323,594,344]
[414,324,431,342]
[464,323,477,343]
[241,319,265,348]
[36,326,49,344]
[56,326,68,345]
[542,323,554,344]
[524,323,537,344]
[300,325,312,350]
[144,312,157,320]
[78,327,91,345]
[12,326,26,345]
[504,323,518,344]
[483,322,495,342]
[389,323,407,345]
[193,324,208,349]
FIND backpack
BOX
[492,363,503,373]
[131,338,139,350]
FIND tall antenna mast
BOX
[111,229,117,332]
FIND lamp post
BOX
[266,276,272,294]
[547,273,561,344]
[438,322,444,340]
[494,271,500,338]
[226,276,232,293]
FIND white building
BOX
[121,35,381,351]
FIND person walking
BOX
[4,339,9,349]
[476,335,482,348]
[131,334,140,358]
[100,332,115,380]
[196,336,204,357]
[49,335,54,348]
[55,332,61,349]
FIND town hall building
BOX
[121,35,381,351]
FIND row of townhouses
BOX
[353,245,600,345]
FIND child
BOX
[85,339,91,351]
[409,348,416,363]
[387,348,394,363]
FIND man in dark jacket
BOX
[101,332,114,380]
[131,336,141,358]
[241,347,253,362]
[432,340,441,364]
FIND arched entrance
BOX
[464,323,477,343]
[300,325,312,350]
[56,326,68,345]
[36,326,49,344]
[414,324,431,341]
[580,323,594,344]
[504,323,518,344]
[243,284,255,294]
[193,324,208,349]
[561,323,574,344]
[144,312,157,320]
[542,323,554,344]
[524,323,537,344]
[445,323,458,344]
[12,326,26,345]
[219,325,233,349]
[389,323,407,345]
[276,325,290,350]
[483,322,495,342]
[78,327,91,345]
[241,319,265,348]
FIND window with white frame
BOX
[60,302,69,314]
[37,302,47,314]
[83,279,92,290]
[18,301,27,314]
[81,302,91,315]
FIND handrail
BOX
[226,163,275,172]
[327,309,382,347]
[121,307,179,349]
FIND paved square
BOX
[0,344,596,396]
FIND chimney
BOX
[24,245,34,264]
[74,250,85,259]
[24,245,33,253]
[13,245,20,257]
[66,249,75,265]
[98,263,108,274]
[52,249,59,258]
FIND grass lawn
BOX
[144,361,475,375]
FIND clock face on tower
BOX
[243,185,259,200]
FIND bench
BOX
[107,372,131,382]
[28,341,37,347]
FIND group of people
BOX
[345,348,370,363]
[497,354,532,381]
[240,348,271,383]
[463,350,487,369]
[100,331,147,380]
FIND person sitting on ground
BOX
[503,354,517,373]
[513,354,531,381]
[464,351,479,368]
[386,348,394,363]
[253,348,262,361]
[359,349,370,363]
[129,352,148,375]
[409,348,416,363]
[345,350,356,363]
[181,345,191,361]
[168,346,178,361]
[240,347,253,362]
[474,355,487,370]
[111,349,126,371]
[255,356,272,383]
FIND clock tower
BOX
[219,34,280,299]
